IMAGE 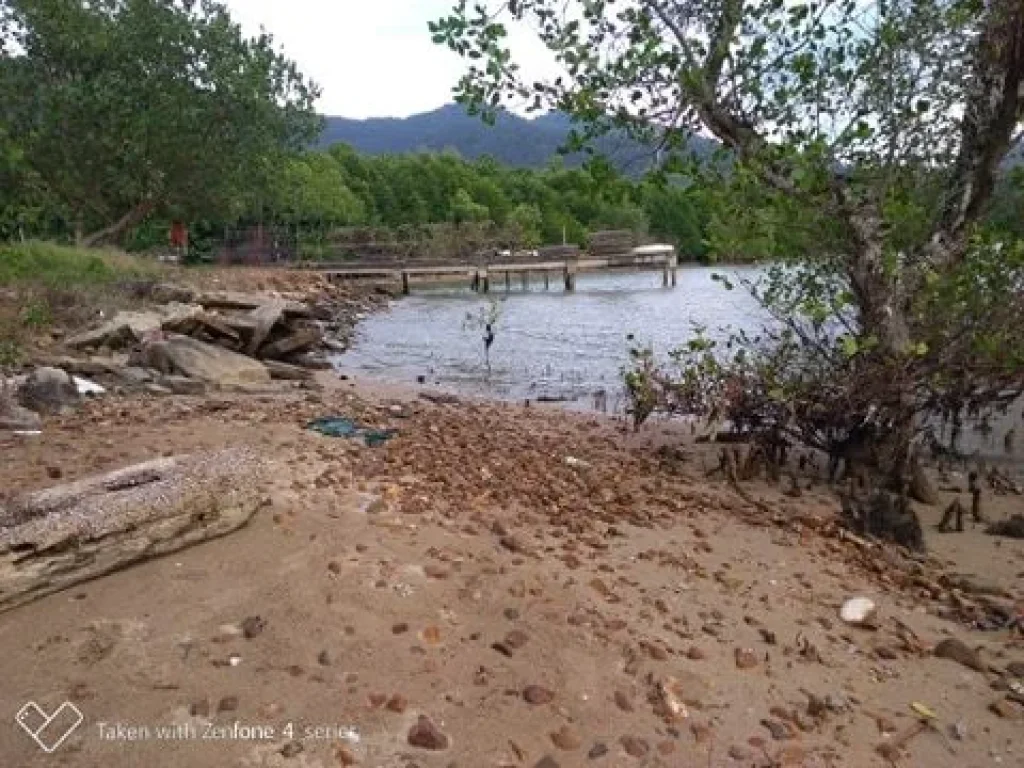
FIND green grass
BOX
[0,241,154,287]
[0,242,163,367]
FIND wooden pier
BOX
[318,245,678,295]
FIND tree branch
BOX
[927,0,1024,265]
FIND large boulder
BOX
[17,367,79,415]
[139,335,270,391]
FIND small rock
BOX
[1006,661,1024,677]
[523,685,555,705]
[534,757,560,768]
[686,646,706,660]
[934,637,984,672]
[587,743,609,759]
[504,608,520,620]
[505,629,529,649]
[408,715,450,750]
[280,741,304,758]
[46,466,62,479]
[241,616,265,639]
[424,564,450,579]
[989,698,1023,720]
[691,723,712,744]
[620,735,650,758]
[839,597,877,627]
[328,561,342,574]
[728,745,752,760]
[491,642,513,657]
[656,740,675,755]
[392,622,410,634]
[317,650,331,666]
[550,725,582,750]
[614,690,634,712]
[190,699,210,717]
[335,745,358,765]
[734,648,759,670]
[386,694,408,713]
[758,629,777,645]
[760,719,793,741]
[217,695,239,713]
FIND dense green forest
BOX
[1,0,1021,265]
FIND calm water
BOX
[336,265,1021,466]
[337,266,765,408]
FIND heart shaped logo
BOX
[15,701,84,753]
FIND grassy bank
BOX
[0,242,163,365]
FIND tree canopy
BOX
[0,0,321,245]
[433,0,1024,545]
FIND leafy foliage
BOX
[0,0,321,244]
[434,0,1024,514]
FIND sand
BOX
[0,374,1021,768]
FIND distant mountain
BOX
[317,104,718,172]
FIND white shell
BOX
[840,597,877,625]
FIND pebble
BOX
[217,695,239,713]
[550,725,582,750]
[587,743,608,759]
[280,741,304,758]
[691,723,712,744]
[934,637,984,672]
[387,694,408,713]
[759,629,777,645]
[392,622,410,634]
[734,648,759,669]
[190,699,210,717]
[761,718,793,741]
[241,616,265,639]
[504,608,520,620]
[424,564,450,579]
[620,735,650,758]
[523,685,555,705]
[534,757,560,768]
[335,745,358,765]
[686,646,706,660]
[989,698,1023,720]
[408,715,450,750]
[729,745,752,760]
[318,650,331,666]
[614,690,634,712]
[505,629,530,649]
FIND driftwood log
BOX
[0,450,263,613]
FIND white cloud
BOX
[224,0,557,118]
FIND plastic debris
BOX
[307,417,397,446]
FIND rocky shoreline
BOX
[1,271,392,430]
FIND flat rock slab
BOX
[196,291,311,318]
[0,449,263,613]
[65,304,202,350]
[141,335,271,391]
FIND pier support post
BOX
[544,271,549,290]
[401,271,409,295]
[505,270,511,291]
[670,253,678,287]
[521,270,528,290]
[472,271,480,292]
[482,271,490,293]
[662,263,669,287]
[564,265,575,292]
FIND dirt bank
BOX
[1,371,1022,768]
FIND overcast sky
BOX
[225,0,555,119]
